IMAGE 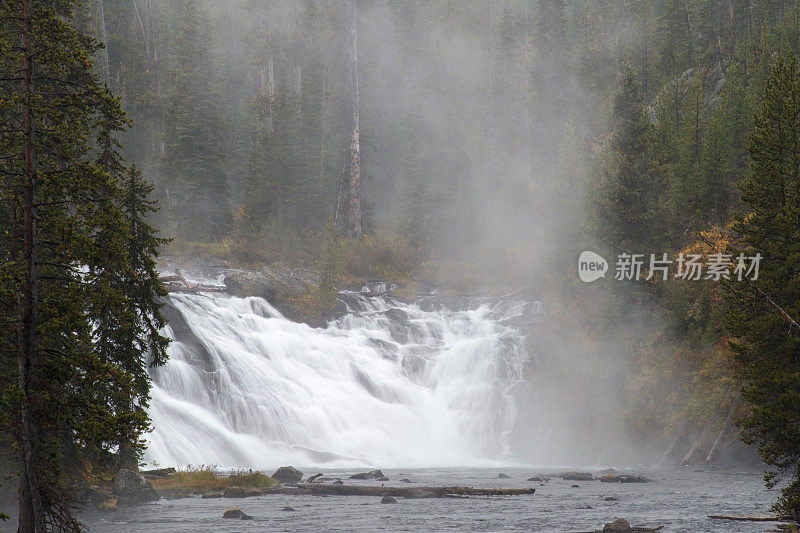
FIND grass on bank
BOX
[149,465,276,492]
[166,227,418,280]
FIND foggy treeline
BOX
[96,0,800,458]
[96,0,605,278]
[97,0,800,280]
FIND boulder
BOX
[498,473,510,479]
[383,308,409,324]
[377,477,390,481]
[603,518,632,533]
[112,469,159,502]
[282,506,296,512]
[224,268,318,322]
[367,338,399,361]
[222,508,252,520]
[224,268,307,303]
[557,471,593,481]
[380,495,398,504]
[349,469,384,480]
[271,466,303,484]
[332,480,343,485]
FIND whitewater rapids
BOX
[145,288,539,469]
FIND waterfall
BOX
[145,288,538,469]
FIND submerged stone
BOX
[598,474,653,483]
[602,518,632,532]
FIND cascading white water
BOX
[145,288,536,469]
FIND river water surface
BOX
[79,465,780,532]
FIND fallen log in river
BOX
[708,515,794,522]
[261,484,535,498]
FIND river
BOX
[79,465,777,532]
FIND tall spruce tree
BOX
[161,0,231,241]
[587,64,661,253]
[725,53,800,520]
[0,1,168,529]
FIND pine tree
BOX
[0,1,168,529]
[587,65,661,253]
[161,0,231,241]
[672,71,706,227]
[724,53,800,520]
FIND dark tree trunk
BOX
[18,0,45,530]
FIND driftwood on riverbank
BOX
[157,483,535,500]
[159,270,225,294]
[246,484,535,499]
[708,514,794,522]
[293,483,534,498]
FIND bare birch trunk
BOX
[267,53,274,133]
[319,52,326,222]
[681,385,732,465]
[706,390,742,463]
[660,418,687,463]
[348,0,362,240]
[132,0,151,61]
[98,0,111,84]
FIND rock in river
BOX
[557,471,594,481]
[112,469,159,503]
[381,495,398,504]
[222,508,253,520]
[603,518,632,532]
[349,469,385,480]
[272,465,303,484]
